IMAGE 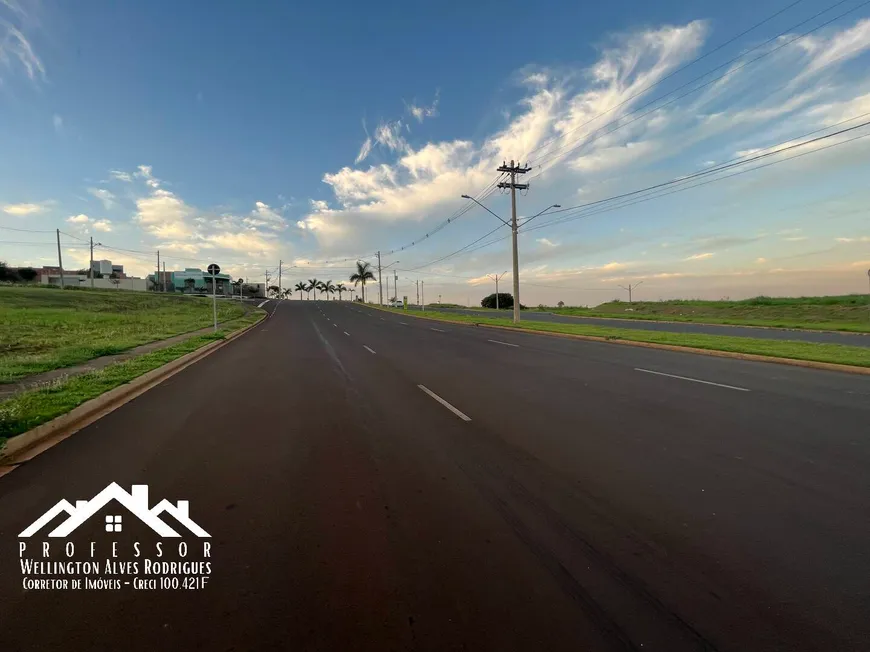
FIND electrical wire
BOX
[401,120,870,270]
[526,0,868,174]
[521,0,808,161]
[522,112,870,228]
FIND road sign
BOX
[207,263,220,276]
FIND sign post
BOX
[208,263,220,332]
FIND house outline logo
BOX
[19,483,210,538]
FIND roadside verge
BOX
[367,306,870,375]
[0,309,266,464]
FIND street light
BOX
[462,195,561,323]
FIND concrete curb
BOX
[364,305,870,376]
[0,311,267,466]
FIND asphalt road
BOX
[1,300,869,651]
[425,305,870,347]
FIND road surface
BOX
[1,300,868,651]
[425,305,870,347]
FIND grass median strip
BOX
[383,308,870,369]
[0,311,262,448]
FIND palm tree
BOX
[335,283,348,300]
[308,278,319,300]
[318,279,335,300]
[294,282,306,300]
[349,261,375,303]
[283,288,292,300]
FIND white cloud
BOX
[355,137,373,164]
[310,199,329,212]
[87,187,116,209]
[685,252,714,261]
[374,120,408,153]
[784,236,808,242]
[756,257,767,264]
[407,90,440,123]
[802,19,870,78]
[52,114,63,132]
[2,201,50,215]
[242,201,286,230]
[109,170,133,183]
[0,15,45,82]
[836,236,869,243]
[537,237,559,247]
[92,219,112,232]
[66,214,90,224]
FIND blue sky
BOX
[1,0,869,305]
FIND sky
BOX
[1,0,869,306]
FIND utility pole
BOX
[376,251,383,306]
[497,159,531,323]
[56,229,65,289]
[394,270,398,302]
[421,281,424,311]
[162,262,167,292]
[416,280,420,306]
[278,260,282,299]
[487,271,508,311]
[265,270,271,298]
[156,249,160,292]
[89,236,94,289]
[618,281,643,303]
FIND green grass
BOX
[529,295,870,333]
[0,311,263,448]
[383,308,870,368]
[0,286,248,383]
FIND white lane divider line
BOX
[380,318,385,321]
[363,345,376,354]
[488,339,519,348]
[399,322,408,325]
[634,368,751,392]
[257,300,269,308]
[430,327,446,332]
[344,331,350,336]
[333,323,337,327]
[418,385,472,422]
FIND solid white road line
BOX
[634,368,751,392]
[257,300,269,308]
[344,331,350,336]
[430,327,446,332]
[418,385,472,421]
[363,345,376,354]
[487,339,519,348]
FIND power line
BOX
[522,0,807,161]
[526,0,867,173]
[402,120,870,270]
[523,112,870,228]
[0,225,55,234]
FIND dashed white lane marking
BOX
[380,318,385,321]
[257,300,269,308]
[418,385,472,422]
[487,339,519,348]
[363,345,376,354]
[634,368,751,392]
[333,323,337,327]
[430,327,446,332]
[344,331,350,336]
[399,322,408,325]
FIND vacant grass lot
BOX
[543,295,870,332]
[0,310,263,447]
[0,286,246,383]
[384,308,870,368]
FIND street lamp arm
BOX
[461,194,510,227]
[517,204,562,230]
